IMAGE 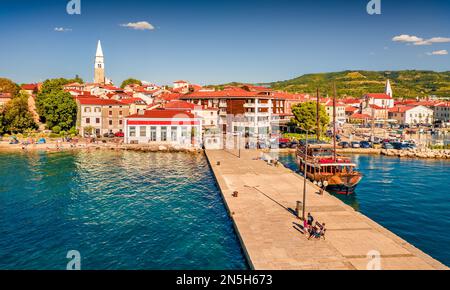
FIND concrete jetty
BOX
[206,149,447,270]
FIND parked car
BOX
[115,131,125,138]
[391,142,410,150]
[351,142,361,148]
[360,141,371,149]
[382,142,394,149]
[338,141,350,148]
[290,141,299,149]
[103,133,115,138]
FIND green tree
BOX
[1,93,37,133]
[35,78,78,131]
[0,78,20,97]
[37,90,77,131]
[120,78,142,89]
[291,101,330,134]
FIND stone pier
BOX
[206,149,447,270]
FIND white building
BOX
[388,105,434,125]
[433,102,450,123]
[173,80,189,89]
[124,109,202,148]
[164,100,220,132]
[364,93,395,109]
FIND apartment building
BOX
[76,98,130,137]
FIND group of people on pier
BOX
[304,213,326,240]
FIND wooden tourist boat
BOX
[296,143,362,195]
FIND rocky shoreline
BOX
[381,149,450,159]
[0,142,203,154]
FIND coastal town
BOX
[1,0,450,274]
[1,41,449,157]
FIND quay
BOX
[205,149,448,270]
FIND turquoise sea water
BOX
[0,151,248,270]
[278,153,450,267]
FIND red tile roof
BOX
[388,106,415,113]
[119,98,145,104]
[126,109,195,119]
[164,101,196,110]
[345,106,358,112]
[182,87,267,99]
[77,97,126,106]
[365,93,392,100]
[21,84,38,91]
[350,113,372,119]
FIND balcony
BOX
[243,102,271,108]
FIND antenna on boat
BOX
[316,88,320,142]
[333,83,337,162]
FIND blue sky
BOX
[0,0,449,85]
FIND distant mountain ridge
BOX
[268,70,450,99]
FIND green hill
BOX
[268,70,450,99]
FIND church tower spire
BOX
[94,40,105,84]
[385,79,393,98]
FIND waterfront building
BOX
[180,87,286,139]
[76,97,130,137]
[164,100,220,132]
[124,109,202,148]
[388,105,434,125]
[433,102,450,125]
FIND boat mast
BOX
[316,88,320,141]
[333,83,337,162]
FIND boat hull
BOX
[326,183,358,195]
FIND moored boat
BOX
[296,142,363,195]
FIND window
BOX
[150,127,157,141]
[86,118,90,124]
[119,111,123,116]
[161,127,168,141]
[129,126,136,137]
[181,127,188,140]
[84,107,91,113]
[119,120,123,125]
[140,126,147,137]
[171,127,178,142]
[95,107,101,113]
[109,120,113,126]
[96,118,100,124]
[109,111,113,116]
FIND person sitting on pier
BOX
[307,213,314,228]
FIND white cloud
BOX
[54,27,72,32]
[393,34,450,46]
[120,21,155,31]
[426,50,448,56]
[392,34,423,43]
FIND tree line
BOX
[0,77,80,136]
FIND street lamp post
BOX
[302,130,309,221]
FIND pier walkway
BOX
[206,149,447,270]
